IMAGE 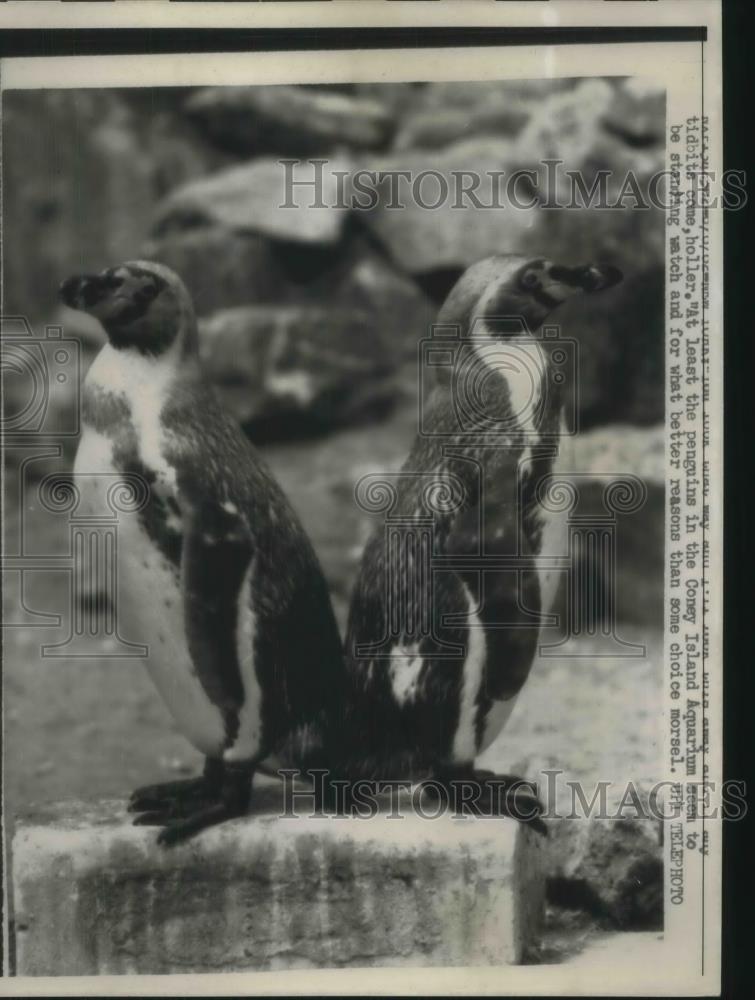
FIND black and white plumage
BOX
[343,254,623,814]
[61,261,345,843]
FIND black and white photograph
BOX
[0,2,724,995]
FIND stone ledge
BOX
[11,793,545,976]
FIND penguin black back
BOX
[342,254,623,783]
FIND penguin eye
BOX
[100,270,125,291]
[135,279,160,305]
[519,269,541,291]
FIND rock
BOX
[392,80,540,152]
[522,207,665,297]
[359,137,537,273]
[12,796,545,974]
[352,81,428,118]
[198,305,399,439]
[117,86,236,197]
[569,425,665,630]
[2,90,155,320]
[331,253,435,358]
[513,78,665,274]
[613,482,664,628]
[571,424,664,484]
[145,225,434,358]
[515,78,664,186]
[287,238,436,359]
[142,111,235,199]
[549,815,663,930]
[185,85,394,157]
[142,226,288,315]
[555,266,665,428]
[516,79,618,168]
[545,469,664,632]
[394,106,531,153]
[415,79,577,112]
[602,78,666,148]
[153,157,352,245]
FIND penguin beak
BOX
[543,263,623,299]
[59,272,123,313]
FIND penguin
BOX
[60,260,345,844]
[343,254,623,823]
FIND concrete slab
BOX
[11,793,545,976]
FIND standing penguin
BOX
[344,254,622,820]
[60,261,345,844]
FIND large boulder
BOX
[548,813,663,931]
[351,81,428,118]
[325,249,436,359]
[555,266,665,428]
[416,79,580,108]
[281,238,436,359]
[391,79,563,152]
[184,85,394,157]
[534,425,664,633]
[358,137,537,273]
[513,78,665,274]
[393,104,529,153]
[115,86,236,197]
[358,77,664,282]
[198,305,399,439]
[152,157,352,245]
[514,78,663,191]
[601,77,666,148]
[145,227,434,359]
[142,226,289,315]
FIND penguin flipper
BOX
[180,497,254,729]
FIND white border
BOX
[0,1,724,996]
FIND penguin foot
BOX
[128,777,211,814]
[428,765,548,837]
[130,760,253,846]
[128,757,224,814]
[155,800,246,847]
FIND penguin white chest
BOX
[74,424,228,757]
[73,340,228,756]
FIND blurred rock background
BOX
[3,79,665,945]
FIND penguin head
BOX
[59,260,197,357]
[438,254,623,335]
